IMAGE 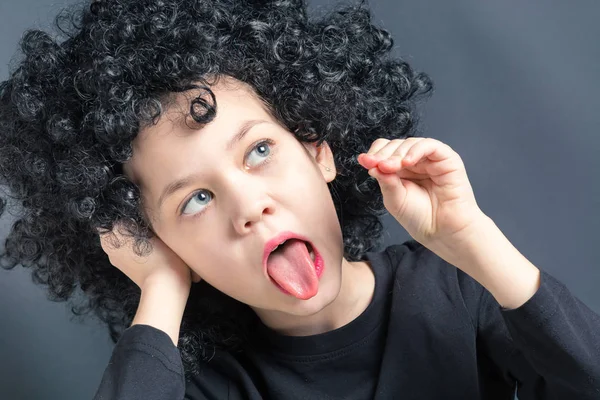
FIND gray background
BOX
[1,0,599,399]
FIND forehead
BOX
[124,77,272,180]
[141,77,267,143]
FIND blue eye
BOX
[180,139,275,217]
[246,140,272,167]
[181,190,212,216]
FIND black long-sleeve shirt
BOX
[93,239,600,399]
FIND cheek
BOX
[292,170,338,223]
[184,244,263,298]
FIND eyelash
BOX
[179,138,276,218]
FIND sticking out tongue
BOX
[266,239,319,300]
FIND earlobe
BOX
[302,139,336,180]
[314,141,336,182]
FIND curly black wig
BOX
[0,0,432,378]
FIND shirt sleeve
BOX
[93,324,186,400]
[476,269,600,399]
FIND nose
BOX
[227,177,275,235]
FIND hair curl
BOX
[0,0,432,378]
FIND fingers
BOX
[358,138,391,166]
[377,138,428,170]
[378,138,460,177]
[358,137,457,177]
[97,222,203,284]
[367,138,394,156]
[96,223,155,273]
[97,222,132,252]
[358,137,425,170]
[97,226,117,252]
[376,138,428,173]
[402,138,454,162]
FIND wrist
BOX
[426,212,493,269]
[142,269,192,295]
[431,214,541,309]
[133,278,190,346]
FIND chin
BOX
[285,273,342,317]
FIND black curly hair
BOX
[0,0,432,378]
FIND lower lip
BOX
[311,244,325,278]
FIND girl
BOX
[1,0,598,399]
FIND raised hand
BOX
[357,137,485,248]
[98,224,201,291]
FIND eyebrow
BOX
[156,119,268,210]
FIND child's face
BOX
[124,76,345,317]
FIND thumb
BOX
[368,167,407,211]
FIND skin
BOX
[121,75,375,337]
[101,77,542,346]
[356,135,541,311]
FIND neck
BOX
[254,257,374,336]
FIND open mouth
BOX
[264,237,324,299]
[271,239,315,263]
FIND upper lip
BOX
[262,231,312,270]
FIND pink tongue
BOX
[266,239,318,300]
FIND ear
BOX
[302,140,337,183]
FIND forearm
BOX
[132,276,190,346]
[430,214,541,309]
